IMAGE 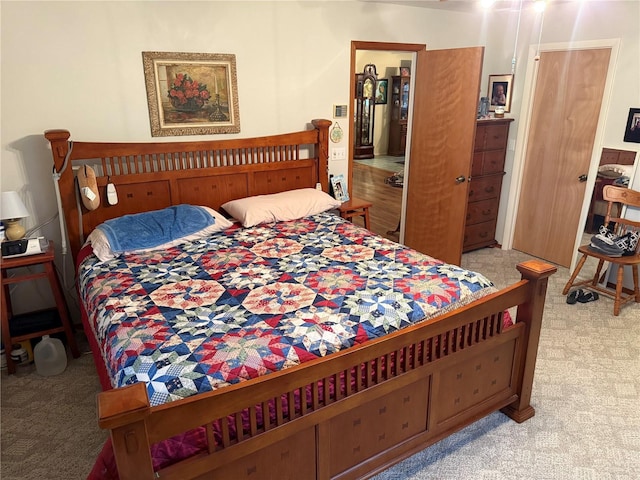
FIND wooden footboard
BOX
[98,259,555,480]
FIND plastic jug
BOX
[33,335,67,376]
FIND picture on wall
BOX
[142,51,240,137]
[375,79,388,105]
[488,74,513,112]
[623,108,640,143]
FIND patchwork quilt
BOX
[79,212,496,408]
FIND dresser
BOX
[463,118,513,252]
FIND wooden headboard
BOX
[45,119,331,263]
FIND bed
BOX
[45,119,556,480]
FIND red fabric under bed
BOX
[81,237,514,479]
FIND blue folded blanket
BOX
[97,205,214,252]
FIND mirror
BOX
[585,147,637,235]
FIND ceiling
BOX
[360,0,559,13]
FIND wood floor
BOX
[352,161,403,241]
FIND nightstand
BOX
[338,197,373,229]
[1,240,80,374]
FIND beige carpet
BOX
[1,247,639,479]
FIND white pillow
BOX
[221,188,342,227]
[598,164,634,178]
[86,206,233,262]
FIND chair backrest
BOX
[602,185,640,253]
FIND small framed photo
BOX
[375,79,388,105]
[400,66,410,77]
[488,74,513,113]
[331,174,349,202]
[623,108,640,143]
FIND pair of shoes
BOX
[577,290,599,303]
[566,289,599,304]
[590,228,639,256]
[566,289,582,304]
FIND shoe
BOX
[589,236,624,257]
[566,289,583,304]
[577,290,599,303]
[616,230,639,256]
[598,225,616,241]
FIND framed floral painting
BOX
[142,51,240,137]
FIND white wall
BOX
[1,1,638,315]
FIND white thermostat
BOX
[333,105,348,118]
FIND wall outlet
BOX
[331,147,347,160]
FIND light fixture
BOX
[1,191,30,241]
[533,0,547,13]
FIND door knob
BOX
[455,175,466,184]
[578,174,588,182]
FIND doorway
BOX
[350,42,483,265]
[508,41,619,269]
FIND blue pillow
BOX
[97,205,214,253]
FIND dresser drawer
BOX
[468,175,503,202]
[464,220,498,250]
[475,123,510,151]
[471,152,483,177]
[471,150,506,176]
[480,149,506,175]
[466,198,498,225]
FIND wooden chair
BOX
[563,185,640,316]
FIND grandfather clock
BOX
[354,64,377,159]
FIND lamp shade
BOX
[1,191,30,220]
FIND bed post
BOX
[44,129,82,261]
[97,383,154,478]
[502,259,557,423]
[312,119,331,193]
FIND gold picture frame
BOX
[142,51,240,137]
[488,74,513,113]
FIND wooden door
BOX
[404,47,483,266]
[512,48,611,267]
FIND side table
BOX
[338,197,373,230]
[1,240,80,374]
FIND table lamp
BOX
[1,191,30,241]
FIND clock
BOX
[354,64,377,159]
[1,237,47,258]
